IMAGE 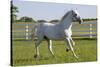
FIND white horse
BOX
[32,9,83,59]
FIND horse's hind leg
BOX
[34,39,42,58]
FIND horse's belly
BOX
[45,29,65,40]
[50,35,63,40]
[46,35,64,40]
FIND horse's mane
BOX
[60,10,72,22]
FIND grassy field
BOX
[12,22,97,66]
[12,38,97,66]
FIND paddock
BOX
[12,21,97,66]
[12,21,97,40]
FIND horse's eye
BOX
[74,14,77,16]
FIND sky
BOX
[13,0,97,21]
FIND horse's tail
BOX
[30,24,38,41]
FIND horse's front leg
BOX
[70,37,75,46]
[65,37,78,59]
[47,40,54,57]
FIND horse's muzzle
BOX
[79,19,83,24]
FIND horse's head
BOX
[71,10,83,24]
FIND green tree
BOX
[83,18,97,21]
[18,16,36,22]
[11,1,19,22]
[37,20,47,23]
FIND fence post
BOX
[26,24,29,40]
[89,24,92,38]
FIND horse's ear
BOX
[70,8,74,11]
[71,9,74,12]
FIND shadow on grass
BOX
[73,38,97,40]
[12,37,97,41]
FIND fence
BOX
[12,22,97,40]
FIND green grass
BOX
[12,38,97,66]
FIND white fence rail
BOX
[12,22,97,40]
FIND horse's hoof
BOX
[66,48,69,52]
[34,54,37,58]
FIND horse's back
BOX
[43,22,55,26]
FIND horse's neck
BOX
[60,15,73,30]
